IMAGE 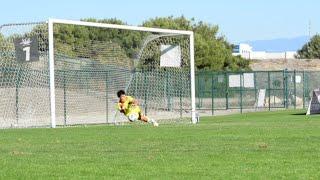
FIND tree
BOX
[53,18,144,59]
[0,33,15,52]
[24,16,250,71]
[142,16,250,71]
[297,34,320,59]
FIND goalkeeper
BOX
[117,90,159,127]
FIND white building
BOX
[232,43,297,60]
[232,43,252,59]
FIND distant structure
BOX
[232,43,297,60]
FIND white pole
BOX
[48,19,56,128]
[190,33,197,124]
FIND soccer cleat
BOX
[152,120,159,127]
[148,118,158,127]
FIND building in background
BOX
[232,43,297,60]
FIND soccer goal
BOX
[0,19,196,128]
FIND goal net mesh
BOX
[0,21,192,128]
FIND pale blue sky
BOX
[1,0,319,43]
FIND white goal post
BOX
[47,19,197,127]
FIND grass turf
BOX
[0,110,320,179]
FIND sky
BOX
[0,0,319,43]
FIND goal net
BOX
[0,19,196,128]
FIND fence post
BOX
[196,73,198,108]
[144,71,148,115]
[198,74,203,108]
[254,71,257,105]
[165,69,171,111]
[179,71,182,118]
[268,71,271,111]
[225,72,229,110]
[282,69,285,108]
[86,70,89,95]
[302,71,305,109]
[294,70,296,109]
[283,69,288,109]
[15,67,21,125]
[105,71,108,123]
[240,72,243,114]
[211,73,214,115]
[63,70,67,125]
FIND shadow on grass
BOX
[291,112,307,116]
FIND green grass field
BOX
[1,110,320,179]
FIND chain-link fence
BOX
[196,70,319,115]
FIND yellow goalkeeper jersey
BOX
[118,96,141,116]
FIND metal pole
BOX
[211,73,214,115]
[144,70,148,115]
[302,71,305,109]
[268,71,271,111]
[63,70,67,125]
[225,72,229,110]
[166,69,171,111]
[240,72,243,114]
[105,71,108,123]
[196,73,199,109]
[180,72,182,118]
[15,68,21,125]
[254,71,257,106]
[293,70,297,109]
[199,75,203,108]
[284,69,288,109]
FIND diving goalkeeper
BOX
[117,90,159,127]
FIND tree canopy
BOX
[297,34,320,59]
[0,16,251,71]
[142,16,249,71]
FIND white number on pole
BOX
[23,46,31,61]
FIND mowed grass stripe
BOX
[0,110,319,179]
